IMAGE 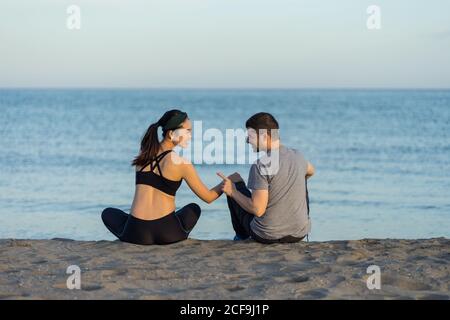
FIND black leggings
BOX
[101,203,201,245]
[227,182,305,244]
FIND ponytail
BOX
[131,121,160,167]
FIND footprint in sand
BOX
[291,275,310,283]
[82,284,103,291]
[52,281,103,291]
[32,259,48,264]
[296,288,329,299]
[225,285,246,292]
[329,275,346,286]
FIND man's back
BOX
[248,145,310,240]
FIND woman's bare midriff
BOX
[130,185,177,220]
[131,154,183,220]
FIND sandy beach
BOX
[0,238,448,300]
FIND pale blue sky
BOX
[1,0,449,88]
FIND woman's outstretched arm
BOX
[181,162,223,204]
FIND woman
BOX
[102,110,223,245]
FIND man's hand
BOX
[228,172,244,183]
[306,162,315,179]
[217,172,236,197]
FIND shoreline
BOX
[1,238,449,299]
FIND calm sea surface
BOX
[0,89,449,241]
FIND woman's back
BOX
[130,150,184,220]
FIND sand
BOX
[0,238,448,300]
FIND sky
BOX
[0,0,449,88]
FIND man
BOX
[217,112,315,244]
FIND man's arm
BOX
[230,187,268,217]
[217,172,268,217]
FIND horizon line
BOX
[1,86,450,91]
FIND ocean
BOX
[0,89,449,241]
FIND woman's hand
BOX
[216,172,235,197]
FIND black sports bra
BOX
[135,150,182,196]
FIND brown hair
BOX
[245,112,279,140]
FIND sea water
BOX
[0,89,449,241]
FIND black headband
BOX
[162,112,188,131]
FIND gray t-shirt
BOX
[248,145,311,240]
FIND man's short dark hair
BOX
[245,112,279,140]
